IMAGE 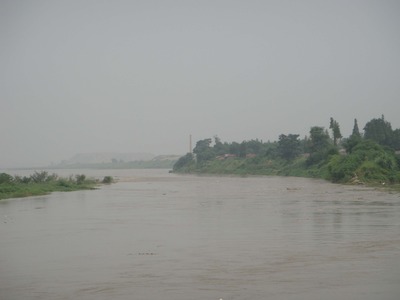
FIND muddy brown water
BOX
[1,169,400,300]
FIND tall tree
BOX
[239,142,247,158]
[363,115,393,147]
[229,142,241,156]
[309,126,331,152]
[278,134,301,161]
[307,126,333,165]
[213,136,228,155]
[352,118,361,137]
[343,118,362,154]
[193,138,215,163]
[329,117,342,146]
[392,129,400,150]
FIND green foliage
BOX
[239,139,267,156]
[327,139,399,183]
[278,134,302,161]
[173,115,400,188]
[306,126,335,166]
[193,138,216,164]
[213,136,229,155]
[13,175,31,184]
[308,126,331,152]
[392,129,400,150]
[0,172,104,200]
[173,153,195,171]
[0,173,14,184]
[329,117,342,146]
[327,154,361,182]
[75,174,86,185]
[343,134,362,154]
[363,115,394,148]
[352,118,361,137]
[30,171,50,183]
[102,176,114,184]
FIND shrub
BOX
[0,173,14,184]
[102,176,114,184]
[75,174,86,185]
[14,176,31,184]
[57,179,72,188]
[327,154,361,182]
[173,153,195,171]
[30,171,49,183]
[357,161,386,182]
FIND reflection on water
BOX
[1,169,400,300]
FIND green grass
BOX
[0,171,110,200]
[174,153,400,191]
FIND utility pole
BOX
[189,134,192,154]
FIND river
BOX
[1,169,399,300]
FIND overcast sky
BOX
[1,0,400,167]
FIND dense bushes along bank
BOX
[0,171,114,200]
[173,116,400,188]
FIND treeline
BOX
[0,171,113,200]
[173,116,400,186]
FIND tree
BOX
[392,129,400,150]
[173,153,194,171]
[352,118,361,137]
[309,126,331,152]
[193,138,215,163]
[229,142,241,156]
[363,115,393,148]
[343,118,362,154]
[213,136,229,155]
[239,142,247,158]
[327,139,398,183]
[0,173,13,184]
[244,139,264,155]
[329,117,342,146]
[277,134,301,161]
[307,126,335,165]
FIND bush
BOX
[57,179,72,188]
[75,174,86,185]
[327,154,361,182]
[14,176,31,184]
[0,173,14,184]
[173,153,195,171]
[30,171,49,183]
[102,176,114,184]
[357,161,386,182]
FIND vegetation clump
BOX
[173,115,400,188]
[0,171,112,200]
[102,176,114,184]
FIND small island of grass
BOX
[0,171,114,200]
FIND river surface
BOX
[1,169,400,300]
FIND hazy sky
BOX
[1,0,400,167]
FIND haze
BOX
[1,0,400,168]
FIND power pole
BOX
[189,134,192,154]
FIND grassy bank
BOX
[0,171,113,200]
[173,142,400,190]
[175,155,329,178]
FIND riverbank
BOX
[0,171,113,200]
[173,153,400,192]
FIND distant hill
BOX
[59,152,155,165]
[53,153,181,169]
